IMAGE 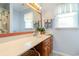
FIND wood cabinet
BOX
[21,35,53,56]
[35,36,53,56]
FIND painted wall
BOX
[12,10,26,32]
[10,4,25,32]
[41,3,79,55]
[52,29,79,55]
[13,10,20,32]
[52,5,79,55]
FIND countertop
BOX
[0,34,51,56]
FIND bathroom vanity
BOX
[21,34,53,56]
[0,34,52,56]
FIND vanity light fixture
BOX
[23,3,43,27]
[24,3,41,14]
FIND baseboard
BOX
[53,50,71,56]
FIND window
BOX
[55,12,78,28]
[55,3,78,28]
[55,4,78,28]
[24,12,33,29]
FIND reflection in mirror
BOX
[0,3,10,34]
[10,3,41,33]
[0,3,41,34]
[24,3,42,29]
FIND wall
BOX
[52,29,79,55]
[41,3,79,55]
[40,3,57,20]
[13,10,20,32]
[10,4,24,32]
[12,10,25,32]
[51,4,79,55]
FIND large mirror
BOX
[0,3,41,34]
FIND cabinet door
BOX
[42,37,53,56]
[42,46,50,56]
[35,36,53,56]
